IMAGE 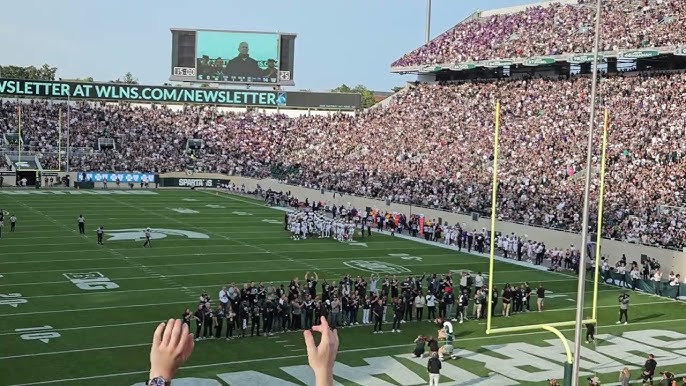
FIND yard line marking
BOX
[0,296,673,322]
[0,244,427,260]
[0,320,162,336]
[0,300,193,317]
[283,344,296,347]
[0,269,583,288]
[275,340,288,343]
[7,315,686,384]
[0,253,466,275]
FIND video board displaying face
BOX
[195,31,280,84]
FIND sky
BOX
[0,0,538,92]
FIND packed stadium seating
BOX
[391,0,686,68]
[1,71,686,249]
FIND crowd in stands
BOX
[391,0,686,67]
[1,72,686,249]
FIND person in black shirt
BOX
[427,352,442,385]
[193,304,204,340]
[202,304,213,338]
[536,283,546,312]
[502,285,512,317]
[585,322,595,344]
[392,298,404,333]
[226,309,236,339]
[239,301,250,338]
[182,308,192,329]
[491,286,499,317]
[250,303,261,337]
[513,285,523,313]
[214,305,225,338]
[427,335,439,355]
[642,354,657,385]
[372,298,384,333]
[224,42,262,79]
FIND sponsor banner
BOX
[568,53,604,64]
[159,177,232,188]
[484,59,514,68]
[451,63,476,71]
[675,47,686,56]
[419,65,443,73]
[522,57,556,66]
[0,78,361,110]
[76,172,156,183]
[618,50,659,59]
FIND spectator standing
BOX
[617,292,630,325]
[77,214,85,234]
[642,354,657,385]
[427,352,442,386]
[618,367,630,386]
[536,284,545,312]
[372,298,384,334]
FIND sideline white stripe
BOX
[0,300,192,317]
[0,252,463,275]
[0,320,161,336]
[0,242,410,258]
[0,267,579,288]
[8,315,686,385]
[0,295,673,331]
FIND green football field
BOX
[0,188,684,386]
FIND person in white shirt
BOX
[630,267,641,291]
[601,258,610,283]
[474,273,484,289]
[652,270,662,296]
[218,287,229,311]
[426,293,437,320]
[414,292,427,321]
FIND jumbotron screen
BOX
[170,28,297,86]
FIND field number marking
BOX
[232,211,253,216]
[63,272,120,291]
[16,326,60,343]
[0,293,28,307]
[169,207,199,214]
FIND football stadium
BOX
[2,1,686,386]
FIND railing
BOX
[260,174,684,252]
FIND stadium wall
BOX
[160,172,686,275]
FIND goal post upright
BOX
[591,108,609,321]
[483,101,602,386]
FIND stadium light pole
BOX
[571,0,603,384]
[425,0,432,44]
[66,94,71,174]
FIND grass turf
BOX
[0,188,684,386]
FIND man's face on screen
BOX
[239,42,249,56]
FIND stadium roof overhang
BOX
[390,46,685,75]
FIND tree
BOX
[0,63,57,80]
[63,77,94,82]
[332,84,376,109]
[111,72,139,84]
